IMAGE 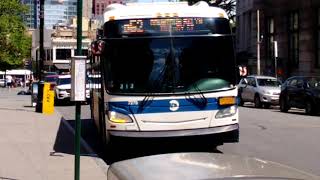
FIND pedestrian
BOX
[6,75,12,88]
[12,76,16,88]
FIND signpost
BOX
[73,0,83,179]
[36,0,45,113]
[71,57,87,102]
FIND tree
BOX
[0,0,31,71]
[185,0,236,21]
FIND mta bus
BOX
[89,1,239,147]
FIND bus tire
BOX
[223,129,239,143]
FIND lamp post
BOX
[257,9,261,75]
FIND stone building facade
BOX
[236,0,320,79]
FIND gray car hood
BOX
[108,153,319,180]
[259,86,281,93]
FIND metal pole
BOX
[75,0,83,179]
[257,9,261,75]
[274,41,278,78]
[39,0,44,81]
[36,0,45,113]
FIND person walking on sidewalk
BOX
[6,75,12,88]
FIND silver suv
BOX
[238,75,281,108]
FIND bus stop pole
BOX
[75,0,83,179]
[257,9,261,75]
[35,0,45,113]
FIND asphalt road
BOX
[56,102,320,176]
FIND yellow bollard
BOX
[42,83,54,114]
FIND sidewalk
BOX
[0,87,108,180]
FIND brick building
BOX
[93,0,125,17]
[236,0,320,79]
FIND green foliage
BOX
[0,0,31,71]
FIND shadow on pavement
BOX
[55,116,226,165]
[0,177,18,180]
[54,101,75,106]
[52,118,95,156]
[275,110,320,116]
[105,136,223,164]
[240,103,279,110]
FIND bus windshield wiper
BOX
[185,84,208,109]
[138,92,154,113]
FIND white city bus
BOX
[90,1,239,147]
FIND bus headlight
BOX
[108,111,133,123]
[215,106,237,119]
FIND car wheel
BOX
[254,95,262,108]
[238,96,244,106]
[305,100,316,115]
[263,103,271,109]
[280,96,289,112]
[54,96,59,106]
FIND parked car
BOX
[0,79,5,87]
[238,75,281,108]
[44,75,59,85]
[280,76,320,115]
[55,75,72,103]
[55,74,90,104]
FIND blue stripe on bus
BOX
[108,98,224,114]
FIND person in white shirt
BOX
[6,75,12,88]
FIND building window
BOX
[266,17,275,66]
[102,4,105,13]
[288,11,299,67]
[97,4,100,15]
[56,49,71,60]
[317,8,320,68]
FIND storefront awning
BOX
[54,64,70,70]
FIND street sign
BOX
[71,56,87,101]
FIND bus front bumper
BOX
[109,123,239,140]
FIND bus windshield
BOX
[103,35,236,94]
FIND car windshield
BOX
[257,78,281,87]
[307,77,320,89]
[58,78,71,85]
[103,36,236,94]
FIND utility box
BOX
[42,82,55,114]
